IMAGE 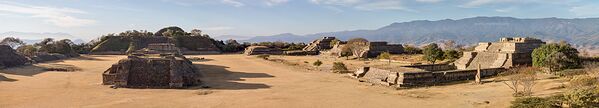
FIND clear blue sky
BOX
[1,0,598,40]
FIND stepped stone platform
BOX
[454,37,545,70]
[244,46,284,55]
[91,35,221,55]
[303,37,336,51]
[102,43,201,88]
[352,37,544,88]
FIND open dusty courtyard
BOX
[0,55,565,108]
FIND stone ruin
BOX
[90,32,221,55]
[330,41,404,58]
[454,37,545,70]
[244,46,284,55]
[303,37,336,51]
[102,43,201,88]
[0,45,29,69]
[351,37,544,88]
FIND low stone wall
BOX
[30,53,79,63]
[283,50,319,56]
[353,67,506,88]
[90,51,126,55]
[402,64,456,71]
[182,51,222,55]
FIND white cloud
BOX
[202,26,234,31]
[415,0,443,3]
[355,1,411,11]
[222,0,245,7]
[310,0,412,11]
[461,0,515,7]
[0,2,95,27]
[265,0,289,6]
[570,4,599,17]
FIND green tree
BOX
[422,43,445,64]
[403,45,422,54]
[532,43,580,73]
[1,37,25,49]
[444,49,461,61]
[377,52,392,64]
[16,45,38,57]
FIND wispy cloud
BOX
[222,0,245,7]
[265,0,289,6]
[0,1,95,27]
[202,26,234,31]
[310,0,413,11]
[415,0,443,3]
[570,4,599,17]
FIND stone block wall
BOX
[102,56,201,88]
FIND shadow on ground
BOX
[0,64,81,77]
[68,56,107,61]
[193,63,273,90]
[0,74,17,82]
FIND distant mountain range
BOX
[239,17,599,48]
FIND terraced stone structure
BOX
[454,37,545,70]
[0,45,29,69]
[244,46,284,55]
[90,27,221,55]
[329,41,404,58]
[303,37,336,51]
[353,37,544,88]
[102,43,201,88]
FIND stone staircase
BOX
[491,53,508,68]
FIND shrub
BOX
[502,67,541,97]
[377,52,392,64]
[510,97,558,108]
[332,62,349,73]
[563,87,599,107]
[313,60,323,67]
[568,76,598,88]
[257,54,270,60]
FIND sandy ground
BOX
[0,54,565,108]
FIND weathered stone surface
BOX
[244,46,283,55]
[103,42,201,88]
[330,41,404,58]
[303,37,336,51]
[91,36,221,55]
[0,45,29,69]
[102,55,201,88]
[354,66,505,88]
[283,50,319,56]
[454,37,545,70]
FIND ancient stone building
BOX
[90,33,221,55]
[0,45,29,69]
[102,43,201,88]
[329,41,404,58]
[361,42,404,58]
[244,46,284,55]
[132,43,181,55]
[454,37,545,70]
[303,37,337,51]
